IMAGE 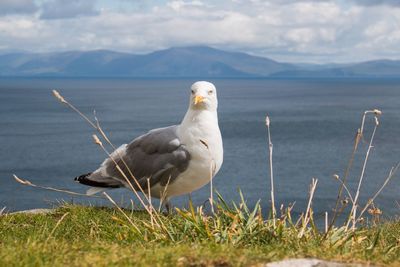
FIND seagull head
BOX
[189,81,218,111]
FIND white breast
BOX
[151,109,223,198]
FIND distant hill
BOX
[0,46,399,78]
[273,60,400,78]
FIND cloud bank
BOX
[0,0,38,15]
[0,0,399,63]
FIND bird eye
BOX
[191,90,195,94]
[208,90,213,95]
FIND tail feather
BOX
[86,187,106,196]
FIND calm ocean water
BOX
[0,78,399,219]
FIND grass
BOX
[1,203,400,267]
[4,91,400,266]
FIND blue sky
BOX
[1,0,400,63]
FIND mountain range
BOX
[1,46,400,78]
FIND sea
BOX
[0,78,399,221]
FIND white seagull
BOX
[75,81,223,209]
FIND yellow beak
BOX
[194,95,205,105]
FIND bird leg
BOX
[164,198,172,214]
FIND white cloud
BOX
[351,0,400,7]
[0,0,400,63]
[167,0,205,11]
[364,20,391,37]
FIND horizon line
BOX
[1,45,399,66]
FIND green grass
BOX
[1,203,399,267]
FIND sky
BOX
[0,0,400,63]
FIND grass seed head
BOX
[265,116,270,127]
[373,109,382,116]
[13,174,33,186]
[52,90,67,104]
[368,207,382,215]
[92,134,103,146]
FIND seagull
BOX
[74,81,223,209]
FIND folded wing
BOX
[78,126,191,192]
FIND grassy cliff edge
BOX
[1,204,399,266]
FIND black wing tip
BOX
[74,172,120,188]
[74,172,92,182]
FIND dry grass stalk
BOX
[93,111,114,149]
[332,174,354,204]
[93,114,149,202]
[46,212,69,242]
[330,109,382,230]
[325,212,328,233]
[158,178,171,212]
[0,207,6,216]
[158,176,171,212]
[147,178,154,228]
[91,134,160,227]
[299,178,318,238]
[360,109,382,133]
[200,138,216,214]
[103,192,142,234]
[53,90,152,209]
[348,114,380,230]
[13,174,105,198]
[295,213,304,228]
[357,162,399,221]
[93,134,169,232]
[209,159,216,214]
[330,110,369,227]
[53,89,162,224]
[265,115,276,225]
[52,90,97,129]
[329,128,361,229]
[94,113,169,228]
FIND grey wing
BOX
[104,125,191,190]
